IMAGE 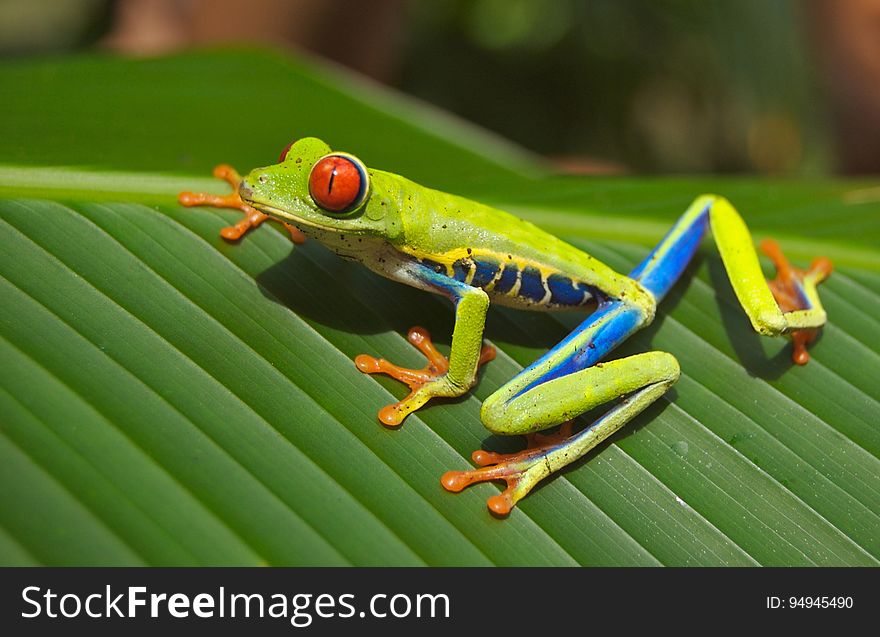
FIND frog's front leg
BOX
[179,164,306,243]
[355,264,496,426]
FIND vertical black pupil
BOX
[327,167,337,194]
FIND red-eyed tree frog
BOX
[180,138,832,516]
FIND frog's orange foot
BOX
[760,238,832,365]
[355,327,496,427]
[442,422,574,515]
[178,164,306,244]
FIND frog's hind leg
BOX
[632,195,832,363]
[702,196,832,355]
[179,164,305,243]
[441,299,677,515]
[442,347,679,515]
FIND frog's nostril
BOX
[258,174,268,184]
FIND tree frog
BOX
[179,137,832,516]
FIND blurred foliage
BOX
[0,0,838,174]
[0,0,111,55]
[398,0,832,174]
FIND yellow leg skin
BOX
[704,196,831,362]
[179,164,306,244]
[355,327,496,427]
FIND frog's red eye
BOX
[278,140,296,162]
[308,154,368,213]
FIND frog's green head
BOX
[239,137,393,250]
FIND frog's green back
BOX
[370,169,642,309]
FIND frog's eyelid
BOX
[278,139,297,162]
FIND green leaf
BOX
[0,50,877,566]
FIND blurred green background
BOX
[3,0,879,176]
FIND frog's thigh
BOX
[481,351,680,436]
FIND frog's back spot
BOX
[519,266,546,302]
[471,258,499,288]
[494,263,519,294]
[548,273,590,306]
[452,259,470,283]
